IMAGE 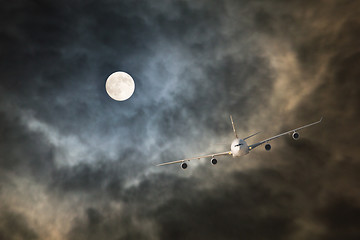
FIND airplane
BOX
[156,116,322,169]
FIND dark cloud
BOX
[0,105,56,179]
[151,172,296,240]
[49,148,146,196]
[316,197,360,240]
[0,207,39,240]
[0,0,359,239]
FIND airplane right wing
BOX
[248,117,323,150]
[156,151,232,166]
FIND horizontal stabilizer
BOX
[243,131,261,140]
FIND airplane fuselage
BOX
[231,138,249,157]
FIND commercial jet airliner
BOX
[156,116,322,169]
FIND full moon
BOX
[105,71,135,101]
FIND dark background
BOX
[0,0,359,239]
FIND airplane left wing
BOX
[156,151,232,166]
[248,117,323,150]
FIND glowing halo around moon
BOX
[105,71,135,101]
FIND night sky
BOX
[1,0,360,239]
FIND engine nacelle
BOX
[292,131,300,140]
[181,162,188,169]
[265,143,271,151]
[211,158,217,165]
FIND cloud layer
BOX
[0,0,359,239]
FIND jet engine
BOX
[181,162,188,169]
[211,158,218,165]
[292,132,300,140]
[265,143,271,151]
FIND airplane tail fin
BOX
[243,131,261,140]
[230,115,238,139]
